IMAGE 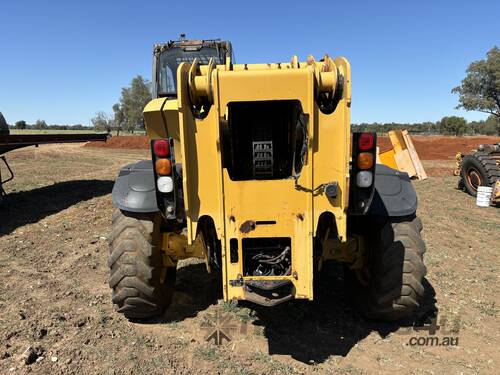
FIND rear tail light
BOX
[153,139,170,157]
[157,176,174,193]
[151,138,177,218]
[356,171,373,187]
[155,158,172,175]
[350,132,377,214]
[357,152,374,169]
[358,133,374,151]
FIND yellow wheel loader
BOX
[108,36,427,321]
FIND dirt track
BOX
[1,143,499,374]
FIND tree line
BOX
[10,116,498,136]
[353,115,499,136]
[11,119,87,130]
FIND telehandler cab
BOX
[109,36,426,321]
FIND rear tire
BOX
[460,152,500,196]
[347,216,427,321]
[108,209,176,319]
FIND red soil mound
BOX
[86,136,150,149]
[86,134,499,161]
[377,135,499,160]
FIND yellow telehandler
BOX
[108,36,427,322]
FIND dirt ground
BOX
[1,143,499,375]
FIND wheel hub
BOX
[466,168,482,190]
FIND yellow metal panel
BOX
[388,130,407,152]
[215,68,315,301]
[162,99,181,139]
[401,130,428,180]
[380,130,427,180]
[170,57,352,303]
[379,149,398,170]
[312,57,351,242]
[143,98,167,139]
[334,57,352,107]
[313,106,349,241]
[394,149,417,176]
[177,63,225,247]
[217,69,314,104]
[222,170,313,300]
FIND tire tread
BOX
[364,216,427,321]
[108,209,175,319]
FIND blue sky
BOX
[0,0,498,125]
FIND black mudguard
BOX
[368,164,418,217]
[111,160,159,213]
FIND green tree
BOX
[112,103,125,136]
[116,75,152,133]
[35,119,48,129]
[14,120,27,129]
[91,111,113,133]
[452,46,500,118]
[439,116,468,136]
[483,115,500,135]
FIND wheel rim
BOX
[466,168,482,191]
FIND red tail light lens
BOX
[153,140,170,157]
[358,133,374,151]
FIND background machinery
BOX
[455,143,500,205]
[108,36,427,322]
[0,112,108,198]
[378,130,427,180]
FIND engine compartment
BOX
[242,237,292,277]
[221,100,308,181]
